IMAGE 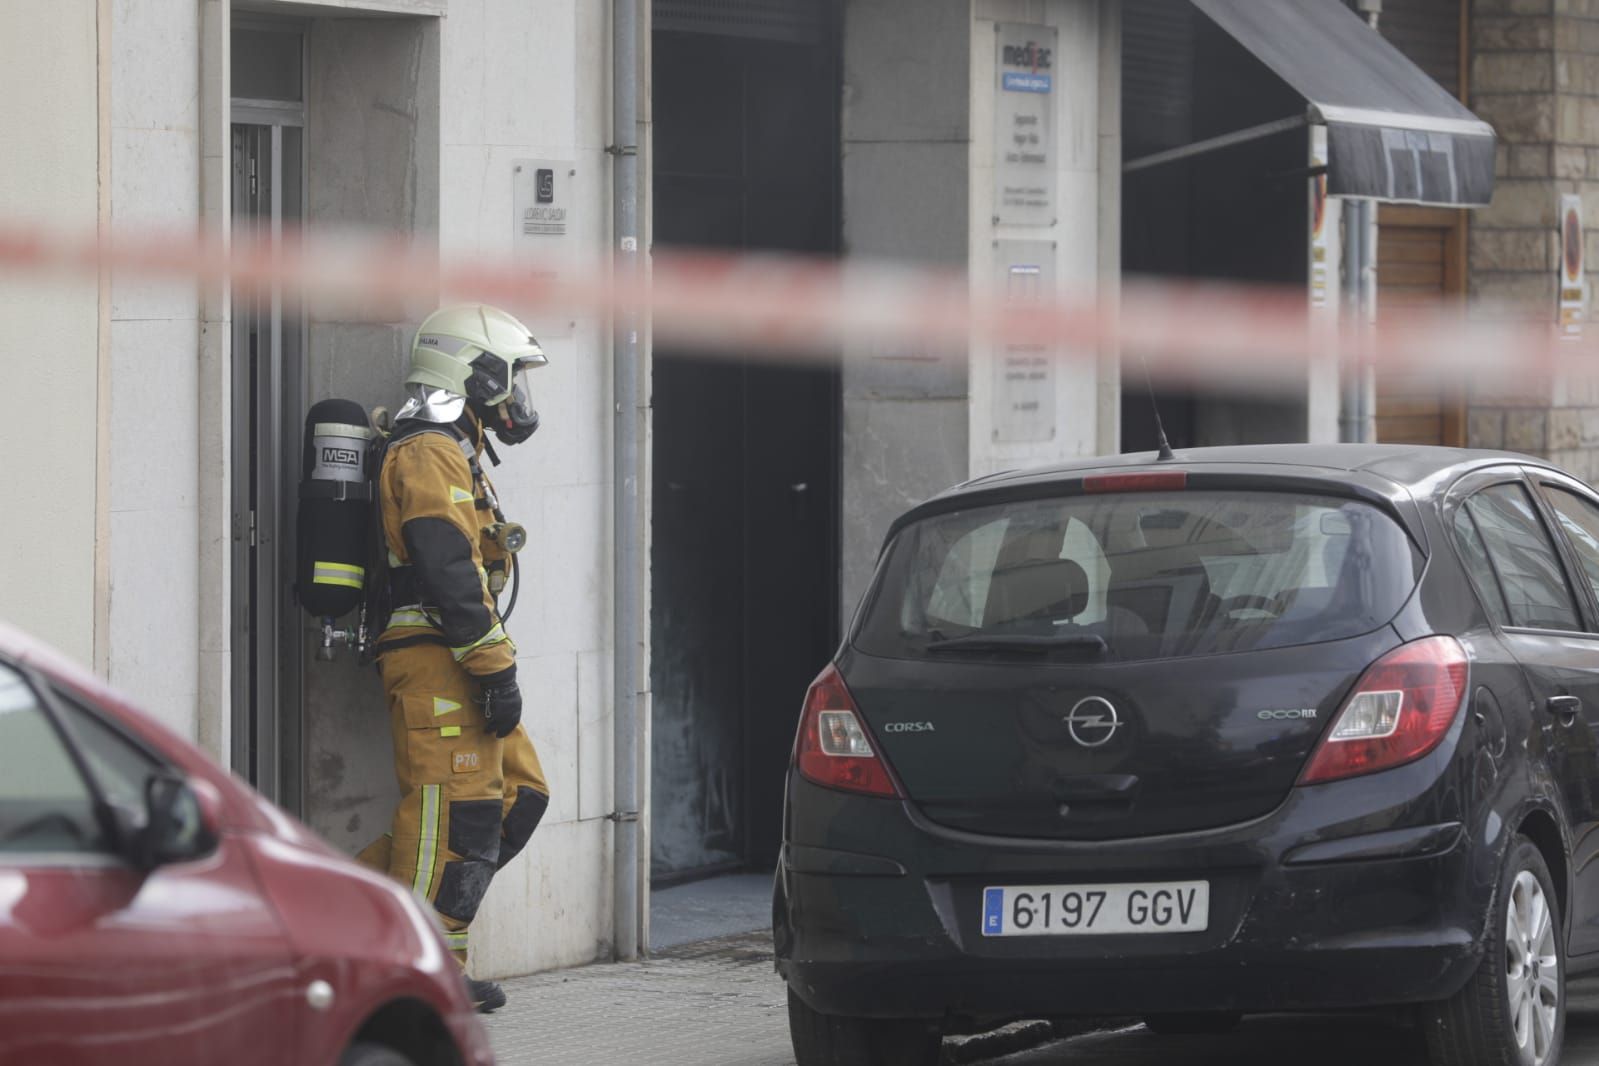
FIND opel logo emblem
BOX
[1065,696,1121,748]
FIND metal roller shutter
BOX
[1376,205,1465,446]
[1375,0,1463,100]
[654,0,828,43]
[1122,0,1197,155]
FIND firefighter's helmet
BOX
[407,305,547,444]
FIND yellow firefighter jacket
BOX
[376,417,516,680]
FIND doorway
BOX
[230,21,306,811]
[1374,204,1467,445]
[649,14,842,884]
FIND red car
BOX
[0,622,494,1066]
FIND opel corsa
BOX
[776,445,1599,1066]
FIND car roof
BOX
[879,443,1566,552]
[953,443,1552,497]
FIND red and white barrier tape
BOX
[0,222,1587,387]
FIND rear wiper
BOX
[925,633,1108,656]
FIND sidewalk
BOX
[479,870,1073,1065]
[482,931,794,1066]
[480,926,1080,1066]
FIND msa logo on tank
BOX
[310,423,371,485]
[321,446,361,466]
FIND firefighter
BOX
[356,304,551,1014]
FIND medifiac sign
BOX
[995,24,1057,227]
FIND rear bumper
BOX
[782,887,1480,1020]
[785,953,1480,1022]
[777,771,1498,1024]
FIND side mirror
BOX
[130,774,220,869]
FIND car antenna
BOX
[1137,349,1176,462]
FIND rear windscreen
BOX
[855,491,1422,662]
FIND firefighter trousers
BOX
[356,642,550,966]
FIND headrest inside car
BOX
[984,556,1090,626]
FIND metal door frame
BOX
[229,20,308,813]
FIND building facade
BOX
[4,0,629,979]
[10,0,1573,979]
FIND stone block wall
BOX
[1466,0,1599,471]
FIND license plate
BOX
[981,881,1210,937]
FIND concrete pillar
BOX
[839,0,973,619]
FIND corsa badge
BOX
[452,751,481,774]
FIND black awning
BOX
[1143,0,1495,207]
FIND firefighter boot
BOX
[466,976,507,1014]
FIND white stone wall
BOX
[0,2,207,727]
[0,3,102,670]
[105,0,205,740]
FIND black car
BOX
[775,444,1599,1066]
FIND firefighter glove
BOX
[480,678,523,738]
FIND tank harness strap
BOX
[302,480,373,502]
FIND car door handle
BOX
[1546,695,1582,724]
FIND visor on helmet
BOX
[484,363,541,445]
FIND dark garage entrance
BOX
[1119,0,1311,452]
[649,3,841,884]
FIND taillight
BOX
[794,665,900,798]
[1298,636,1469,786]
[1082,471,1188,493]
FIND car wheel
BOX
[338,1043,415,1066]
[787,988,941,1066]
[1422,835,1564,1066]
[1143,1011,1241,1036]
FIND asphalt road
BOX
[994,982,1599,1065]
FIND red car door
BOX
[0,662,300,1066]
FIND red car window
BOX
[0,664,105,854]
